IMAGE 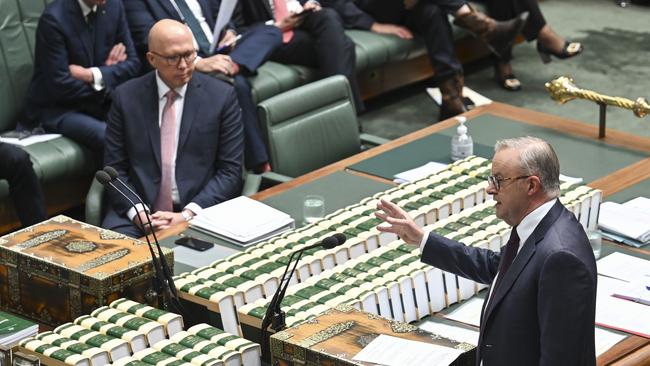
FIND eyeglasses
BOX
[487,175,531,191]
[150,50,197,66]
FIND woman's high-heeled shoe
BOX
[537,41,583,64]
[494,63,521,91]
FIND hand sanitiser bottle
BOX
[451,116,473,161]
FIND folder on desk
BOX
[190,196,294,247]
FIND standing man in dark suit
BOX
[376,136,597,366]
[0,143,47,228]
[23,0,140,151]
[233,0,364,112]
[125,0,282,172]
[322,0,527,120]
[102,19,244,238]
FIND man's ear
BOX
[146,52,156,68]
[528,176,542,195]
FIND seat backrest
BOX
[257,75,361,178]
[0,0,50,132]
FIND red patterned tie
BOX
[273,0,294,43]
[154,90,177,212]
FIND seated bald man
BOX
[375,136,596,366]
[102,19,244,237]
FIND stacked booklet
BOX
[190,196,294,247]
[0,311,38,347]
[598,197,650,247]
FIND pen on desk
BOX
[216,34,242,53]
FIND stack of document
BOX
[598,197,650,247]
[0,311,38,347]
[190,196,294,247]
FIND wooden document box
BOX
[270,305,475,366]
[0,216,173,326]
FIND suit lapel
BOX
[259,0,273,19]
[146,74,162,171]
[157,0,183,21]
[177,76,202,156]
[481,200,565,325]
[69,0,94,63]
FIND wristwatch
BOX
[181,210,194,222]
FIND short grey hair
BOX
[495,136,561,198]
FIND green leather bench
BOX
[0,0,98,233]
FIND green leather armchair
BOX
[256,75,387,184]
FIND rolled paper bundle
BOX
[109,299,184,337]
[54,323,130,362]
[187,324,260,363]
[74,315,147,352]
[36,331,110,366]
[170,332,239,365]
[91,307,165,346]
[152,339,222,366]
[131,347,192,366]
[19,338,91,366]
[110,357,152,366]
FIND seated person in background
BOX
[22,0,140,152]
[102,19,244,238]
[375,136,596,366]
[483,0,583,91]
[125,0,282,172]
[233,0,365,113]
[322,0,527,120]
[0,143,47,228]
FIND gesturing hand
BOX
[370,23,413,39]
[105,42,127,66]
[375,199,424,246]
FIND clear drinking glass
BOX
[587,229,602,259]
[303,195,325,225]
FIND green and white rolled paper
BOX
[110,357,152,366]
[187,324,260,366]
[152,339,222,366]
[19,338,90,366]
[131,348,192,366]
[36,331,110,366]
[170,331,240,366]
[54,323,130,362]
[110,298,184,337]
[91,306,166,346]
[74,315,147,353]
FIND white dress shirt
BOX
[77,0,104,91]
[126,72,202,221]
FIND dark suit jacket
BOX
[232,0,309,30]
[422,200,597,366]
[102,71,243,228]
[24,0,140,126]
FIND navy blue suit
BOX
[23,0,140,151]
[422,200,597,366]
[125,0,282,168]
[102,71,244,237]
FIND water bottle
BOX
[451,116,473,161]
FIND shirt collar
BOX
[516,198,557,247]
[77,0,97,17]
[155,71,188,101]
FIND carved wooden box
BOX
[270,305,475,366]
[0,216,173,326]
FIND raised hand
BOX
[375,199,424,245]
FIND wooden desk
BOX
[158,102,650,365]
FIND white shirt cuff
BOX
[127,204,149,223]
[419,230,430,254]
[90,67,104,91]
[184,202,202,216]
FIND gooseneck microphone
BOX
[260,233,347,358]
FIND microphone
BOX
[103,166,179,300]
[260,233,346,357]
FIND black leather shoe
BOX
[537,41,583,64]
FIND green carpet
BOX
[360,0,650,141]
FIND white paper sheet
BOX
[417,320,479,346]
[0,133,61,146]
[597,252,650,283]
[352,334,463,366]
[598,202,650,243]
[622,197,650,212]
[443,297,484,327]
[596,275,650,338]
[427,87,492,107]
[209,0,238,54]
[394,162,449,183]
[595,328,627,357]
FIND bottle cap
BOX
[456,116,467,136]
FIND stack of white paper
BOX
[394,162,449,183]
[190,196,294,247]
[598,199,650,245]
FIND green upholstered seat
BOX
[0,0,97,233]
[256,75,363,180]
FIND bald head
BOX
[146,19,196,88]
